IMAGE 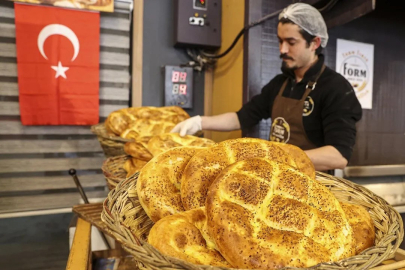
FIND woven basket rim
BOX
[101,155,131,191]
[91,123,133,143]
[101,171,404,270]
[101,155,129,179]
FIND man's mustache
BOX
[280,54,293,60]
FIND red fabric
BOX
[14,3,100,125]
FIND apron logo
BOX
[270,117,290,143]
[303,96,314,116]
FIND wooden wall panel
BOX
[0,121,93,134]
[0,174,105,192]
[131,0,143,107]
[0,101,126,117]
[0,157,105,173]
[0,140,102,154]
[0,191,107,214]
[0,1,132,214]
[211,0,244,142]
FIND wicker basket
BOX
[101,155,131,190]
[91,123,133,157]
[101,172,404,270]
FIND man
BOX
[171,3,362,171]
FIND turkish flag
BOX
[14,3,100,125]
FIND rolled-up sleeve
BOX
[322,75,362,161]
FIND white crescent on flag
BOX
[37,24,80,61]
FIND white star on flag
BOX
[51,61,69,79]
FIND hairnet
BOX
[279,3,328,48]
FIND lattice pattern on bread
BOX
[147,133,216,157]
[205,158,355,269]
[180,138,315,210]
[105,106,190,138]
[135,146,205,222]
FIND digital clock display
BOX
[171,71,187,95]
[171,71,187,83]
[165,66,192,109]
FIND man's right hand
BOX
[170,115,202,136]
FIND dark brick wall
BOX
[244,0,289,140]
[324,1,405,165]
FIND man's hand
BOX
[171,113,241,136]
[170,115,202,136]
[304,146,348,171]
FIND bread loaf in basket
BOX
[101,138,403,270]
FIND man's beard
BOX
[281,60,298,71]
[280,53,297,71]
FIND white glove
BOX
[170,115,202,136]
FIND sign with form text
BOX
[336,39,374,109]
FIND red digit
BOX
[179,84,187,95]
[172,71,179,82]
[179,72,187,82]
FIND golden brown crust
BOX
[132,158,148,169]
[123,158,148,178]
[341,203,375,254]
[105,109,133,135]
[120,119,176,138]
[119,130,139,140]
[206,158,355,269]
[137,135,152,145]
[105,106,190,137]
[135,146,204,222]
[148,207,230,267]
[181,138,301,210]
[124,141,153,161]
[123,158,136,177]
[271,142,315,179]
[147,133,216,157]
[128,106,189,122]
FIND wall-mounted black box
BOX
[174,0,222,49]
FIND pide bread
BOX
[124,141,153,162]
[147,133,216,157]
[105,106,190,138]
[136,146,205,222]
[120,119,176,139]
[271,142,315,179]
[105,109,133,135]
[126,138,375,269]
[341,202,375,254]
[123,158,148,178]
[206,158,355,269]
[124,133,214,162]
[180,138,315,211]
[148,207,230,267]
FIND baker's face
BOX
[277,22,316,70]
